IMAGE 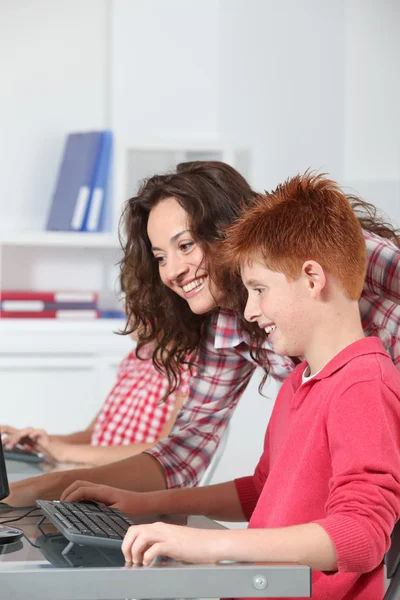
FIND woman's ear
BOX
[302,260,326,298]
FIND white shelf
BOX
[121,137,237,152]
[0,231,120,249]
[0,318,126,334]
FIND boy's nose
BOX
[244,297,261,323]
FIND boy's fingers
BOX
[122,525,167,565]
[122,526,152,563]
[143,542,165,566]
[122,526,138,562]
[130,532,151,565]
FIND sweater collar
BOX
[295,336,387,386]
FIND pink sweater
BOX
[235,337,400,600]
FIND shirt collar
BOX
[213,309,248,349]
[296,336,388,385]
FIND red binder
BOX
[0,310,100,319]
[0,291,98,303]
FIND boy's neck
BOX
[304,300,365,376]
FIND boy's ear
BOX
[301,260,326,298]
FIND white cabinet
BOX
[0,235,128,433]
[0,320,133,432]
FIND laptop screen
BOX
[0,438,10,501]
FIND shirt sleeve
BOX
[314,378,400,573]
[145,319,256,488]
[363,229,400,305]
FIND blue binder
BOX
[46,132,103,231]
[81,130,113,232]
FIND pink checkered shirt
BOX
[146,230,400,488]
[91,345,191,447]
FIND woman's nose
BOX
[165,253,188,282]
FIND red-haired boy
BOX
[64,174,400,600]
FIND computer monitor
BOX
[0,438,10,502]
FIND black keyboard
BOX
[36,499,135,550]
[4,445,44,464]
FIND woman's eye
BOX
[255,288,265,295]
[154,255,165,264]
[180,242,194,252]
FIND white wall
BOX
[219,0,400,225]
[2,0,397,228]
[0,0,109,231]
[110,0,219,140]
[343,0,400,226]
[219,0,347,190]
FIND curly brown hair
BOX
[119,160,258,394]
[348,195,400,247]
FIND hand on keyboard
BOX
[1,425,40,451]
[60,481,150,516]
[36,499,135,549]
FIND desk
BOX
[6,456,89,483]
[1,460,311,599]
[6,457,45,482]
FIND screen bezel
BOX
[0,438,10,501]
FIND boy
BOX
[62,173,400,600]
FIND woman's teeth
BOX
[264,324,276,335]
[183,277,205,293]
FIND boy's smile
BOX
[241,260,309,358]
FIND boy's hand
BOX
[122,522,225,565]
[60,481,147,515]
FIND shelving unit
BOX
[113,137,250,232]
[0,231,120,248]
[0,137,249,316]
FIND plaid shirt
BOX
[147,230,400,488]
[91,345,191,447]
